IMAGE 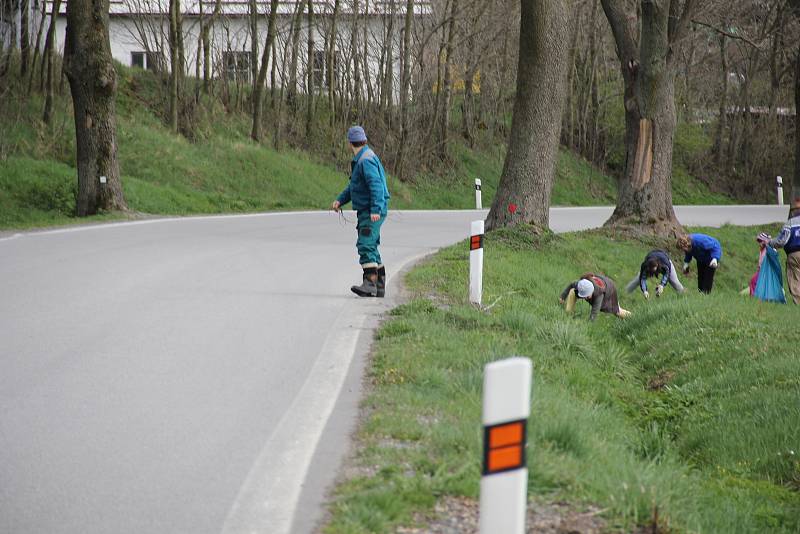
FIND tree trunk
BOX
[438,0,456,160]
[600,0,693,236]
[27,0,46,91]
[168,0,181,133]
[485,0,571,231]
[305,0,315,136]
[349,0,361,112]
[287,0,303,110]
[327,0,339,127]
[201,0,221,93]
[362,0,374,110]
[251,0,280,141]
[63,0,127,216]
[713,34,727,168]
[41,0,61,123]
[249,0,258,85]
[396,0,415,179]
[381,0,396,117]
[20,0,29,77]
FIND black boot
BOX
[351,267,378,297]
[376,266,386,298]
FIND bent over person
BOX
[332,126,391,297]
[560,273,630,321]
[625,249,685,298]
[678,233,722,294]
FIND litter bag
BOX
[754,247,786,304]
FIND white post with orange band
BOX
[469,220,484,305]
[479,357,532,534]
[475,179,482,210]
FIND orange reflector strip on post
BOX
[470,234,483,251]
[483,419,526,475]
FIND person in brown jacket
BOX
[560,273,631,320]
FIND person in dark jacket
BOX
[677,233,722,294]
[625,250,685,298]
[768,208,800,304]
[331,126,391,297]
[560,273,630,320]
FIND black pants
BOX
[697,262,716,294]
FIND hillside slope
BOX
[1,63,731,230]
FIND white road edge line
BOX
[220,250,434,534]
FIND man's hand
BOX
[655,285,664,297]
[643,290,650,300]
[709,258,718,269]
[683,262,690,274]
[559,297,565,305]
[331,200,341,212]
[370,213,380,222]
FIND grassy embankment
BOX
[1,63,730,230]
[324,224,800,533]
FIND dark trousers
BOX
[697,262,716,293]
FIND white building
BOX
[1,0,430,96]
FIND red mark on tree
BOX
[508,203,518,215]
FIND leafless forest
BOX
[0,0,798,226]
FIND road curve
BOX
[0,206,788,534]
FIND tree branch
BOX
[691,19,765,49]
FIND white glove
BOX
[655,285,664,297]
[643,290,650,300]
[683,262,690,274]
[709,258,718,269]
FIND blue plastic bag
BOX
[754,247,786,304]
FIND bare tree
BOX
[27,0,46,91]
[486,0,572,230]
[305,0,315,137]
[251,0,280,141]
[167,0,185,133]
[19,0,28,76]
[600,0,698,235]
[41,0,61,124]
[63,0,128,215]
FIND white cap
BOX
[576,279,594,298]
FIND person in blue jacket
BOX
[331,126,391,297]
[677,233,722,294]
[625,249,685,298]
[768,203,800,304]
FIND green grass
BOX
[324,224,800,533]
[1,61,733,230]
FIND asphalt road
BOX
[0,206,788,534]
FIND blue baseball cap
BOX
[347,126,367,143]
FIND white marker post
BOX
[479,357,532,534]
[777,176,784,206]
[469,220,484,306]
[475,178,482,210]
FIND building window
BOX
[312,50,325,88]
[131,51,145,69]
[223,51,250,83]
[131,51,163,72]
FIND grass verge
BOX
[324,224,800,533]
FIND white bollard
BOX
[469,220,484,305]
[479,357,532,534]
[777,176,784,206]
[475,178,482,210]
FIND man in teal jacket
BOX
[331,126,391,297]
